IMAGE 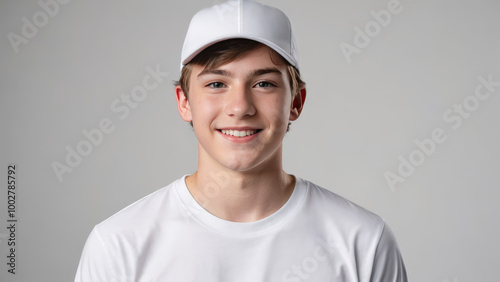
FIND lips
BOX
[219,129,261,137]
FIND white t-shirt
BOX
[75,176,407,282]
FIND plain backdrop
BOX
[1,0,499,281]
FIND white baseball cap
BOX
[180,0,300,71]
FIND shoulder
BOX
[75,178,187,281]
[94,177,185,236]
[296,178,408,279]
[297,177,386,237]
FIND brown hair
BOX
[175,39,305,98]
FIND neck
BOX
[185,149,295,222]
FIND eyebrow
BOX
[197,67,283,79]
[197,69,232,78]
[250,67,282,78]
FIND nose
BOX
[224,84,256,118]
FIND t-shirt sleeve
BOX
[74,227,118,282]
[369,223,408,282]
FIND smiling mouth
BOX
[218,129,262,137]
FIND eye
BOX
[207,82,226,89]
[254,81,276,88]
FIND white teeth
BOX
[221,129,258,137]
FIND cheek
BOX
[191,96,210,117]
[260,95,292,126]
[190,97,220,123]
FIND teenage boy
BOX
[75,0,408,281]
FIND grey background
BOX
[1,0,499,281]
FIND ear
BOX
[175,85,192,122]
[289,87,306,121]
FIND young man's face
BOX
[176,45,305,173]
